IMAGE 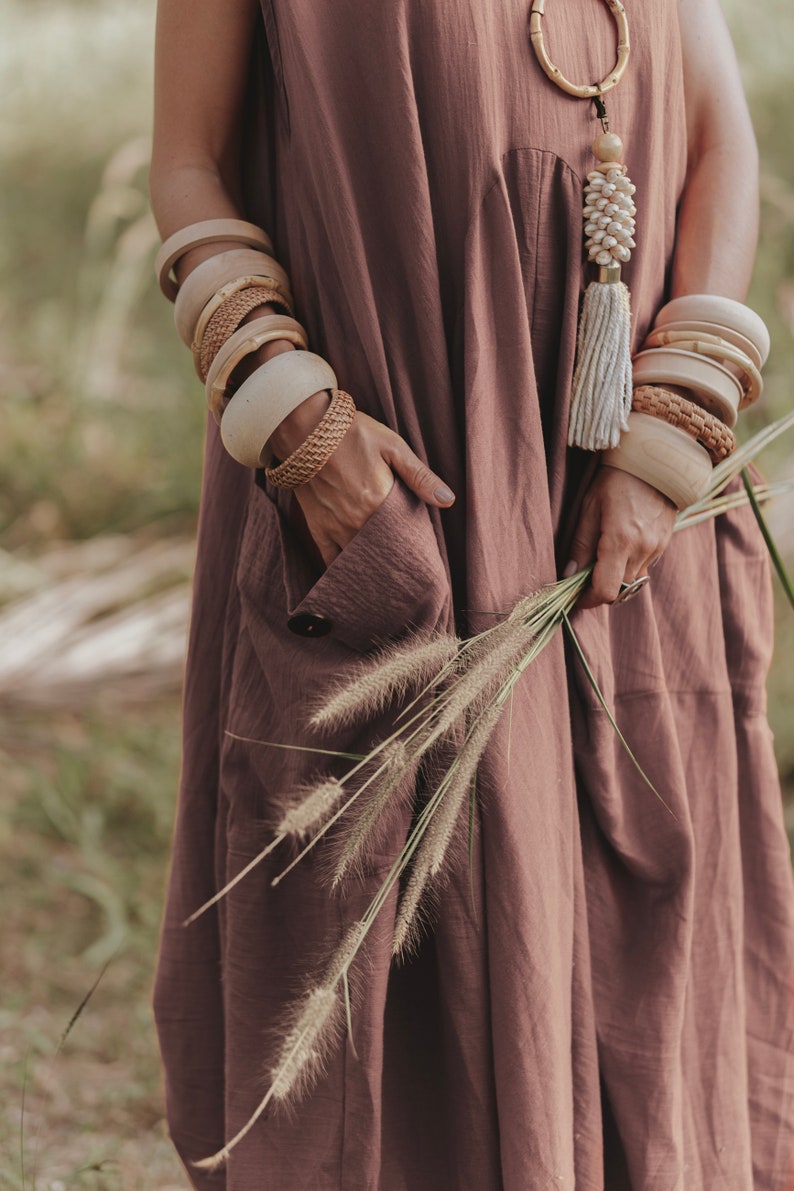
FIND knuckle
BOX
[590,560,621,605]
[593,580,619,606]
[409,461,435,492]
[610,529,633,553]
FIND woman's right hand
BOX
[263,343,455,567]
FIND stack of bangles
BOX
[155,218,357,487]
[601,294,771,509]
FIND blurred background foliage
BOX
[0,0,791,1185]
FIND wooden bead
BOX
[602,412,713,510]
[593,132,624,162]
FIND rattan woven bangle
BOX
[631,386,736,463]
[265,389,357,488]
[174,248,294,349]
[198,286,293,381]
[601,412,713,509]
[191,260,292,348]
[155,219,275,302]
[205,315,310,422]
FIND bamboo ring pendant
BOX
[529,0,630,98]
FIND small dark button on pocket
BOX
[287,612,333,638]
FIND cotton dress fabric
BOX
[153,1,794,1187]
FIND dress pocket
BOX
[237,473,453,655]
[224,474,453,839]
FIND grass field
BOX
[0,0,792,1185]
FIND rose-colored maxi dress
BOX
[152,1,794,1187]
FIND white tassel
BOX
[568,275,633,451]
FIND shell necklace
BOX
[529,0,638,452]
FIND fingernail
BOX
[434,484,455,504]
[563,560,578,578]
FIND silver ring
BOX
[614,575,650,605]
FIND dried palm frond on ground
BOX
[0,534,193,708]
[193,415,794,1172]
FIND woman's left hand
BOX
[563,465,677,609]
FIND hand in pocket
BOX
[269,395,456,567]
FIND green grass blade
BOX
[685,412,794,511]
[674,480,794,532]
[55,960,112,1058]
[224,732,365,762]
[742,468,794,610]
[21,963,112,1191]
[562,613,677,820]
[20,1048,29,1191]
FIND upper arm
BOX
[677,0,757,163]
[151,0,260,182]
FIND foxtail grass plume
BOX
[194,985,341,1172]
[392,703,502,959]
[327,920,369,980]
[269,986,341,1100]
[424,616,538,744]
[308,635,459,730]
[330,742,413,887]
[276,778,346,839]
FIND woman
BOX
[150,0,794,1186]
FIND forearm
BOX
[150,0,261,279]
[149,161,249,283]
[672,0,759,302]
[671,139,758,302]
[150,155,330,451]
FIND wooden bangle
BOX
[156,220,275,302]
[653,295,770,366]
[198,286,292,382]
[205,315,309,422]
[174,248,293,350]
[220,351,338,469]
[265,389,357,488]
[638,336,762,409]
[601,412,713,510]
[631,347,742,427]
[631,386,736,464]
[643,319,764,371]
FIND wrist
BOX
[269,388,334,460]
